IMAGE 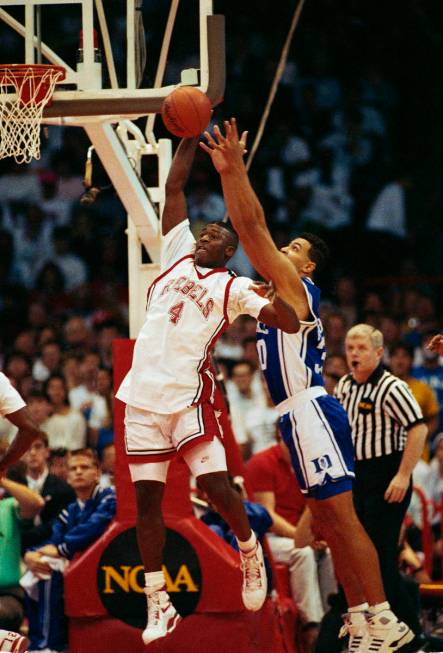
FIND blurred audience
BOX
[43,375,87,451]
[21,434,75,552]
[22,448,116,653]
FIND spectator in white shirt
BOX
[32,342,62,383]
[43,374,86,450]
[68,352,109,446]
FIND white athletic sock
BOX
[349,602,369,613]
[145,570,166,595]
[368,601,396,621]
[237,531,257,557]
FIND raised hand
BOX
[200,118,248,174]
[428,334,443,356]
[249,281,275,300]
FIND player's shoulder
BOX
[381,371,410,398]
[0,371,11,388]
[228,274,253,292]
[161,218,191,240]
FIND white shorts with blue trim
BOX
[277,387,355,500]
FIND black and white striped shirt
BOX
[335,365,424,461]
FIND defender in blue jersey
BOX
[202,119,413,653]
[256,271,356,500]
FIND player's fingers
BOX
[199,142,213,155]
[214,124,226,143]
[203,131,217,147]
[230,117,240,139]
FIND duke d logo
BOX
[97,527,201,628]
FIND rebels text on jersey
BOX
[256,278,326,405]
[117,220,268,414]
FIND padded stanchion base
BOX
[68,599,301,653]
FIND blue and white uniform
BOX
[256,278,355,499]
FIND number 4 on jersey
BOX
[169,301,184,325]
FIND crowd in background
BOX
[0,1,442,648]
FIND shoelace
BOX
[339,620,366,652]
[241,553,263,590]
[148,592,170,624]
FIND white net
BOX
[0,65,65,165]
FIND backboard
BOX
[0,0,226,337]
[0,0,225,121]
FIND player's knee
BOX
[134,480,164,517]
[198,473,235,512]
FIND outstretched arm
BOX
[0,407,45,476]
[162,137,199,236]
[200,120,309,317]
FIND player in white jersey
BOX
[201,120,414,653]
[0,371,46,476]
[116,137,299,645]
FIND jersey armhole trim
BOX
[223,276,236,323]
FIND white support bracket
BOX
[84,121,160,262]
[84,121,172,337]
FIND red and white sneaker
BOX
[240,541,267,611]
[0,630,28,653]
[142,589,181,645]
[366,611,414,653]
[339,612,369,653]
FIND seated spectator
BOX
[43,375,87,450]
[323,312,347,356]
[23,448,116,653]
[412,333,443,434]
[323,354,348,395]
[48,448,69,482]
[63,317,93,355]
[389,342,439,459]
[225,360,267,459]
[96,321,121,370]
[3,353,31,387]
[68,352,109,446]
[95,367,114,453]
[13,331,37,360]
[26,392,51,430]
[242,397,279,456]
[32,342,63,384]
[246,436,337,633]
[60,353,81,392]
[198,475,272,552]
[0,455,43,636]
[333,277,358,327]
[99,443,115,488]
[21,433,75,551]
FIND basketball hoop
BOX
[0,64,66,164]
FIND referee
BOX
[336,323,427,644]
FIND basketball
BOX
[161,86,212,138]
